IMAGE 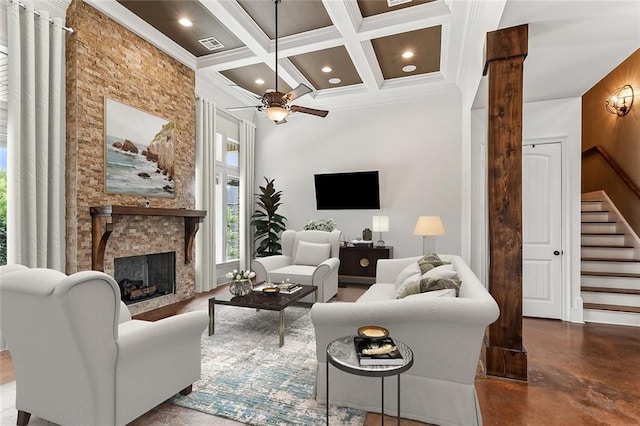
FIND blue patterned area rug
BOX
[169,303,365,425]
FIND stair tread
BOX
[582,221,617,224]
[581,257,640,263]
[581,210,609,214]
[583,303,640,314]
[582,271,640,278]
[581,200,603,203]
[581,286,640,295]
[581,233,625,236]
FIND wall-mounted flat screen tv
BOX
[314,171,380,210]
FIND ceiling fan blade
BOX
[227,105,262,111]
[286,83,313,101]
[229,84,262,100]
[290,104,329,118]
[275,118,287,125]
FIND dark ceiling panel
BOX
[289,46,362,90]
[371,25,441,80]
[221,63,294,98]
[237,0,333,39]
[117,0,244,57]
[357,0,436,18]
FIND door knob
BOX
[553,250,560,256]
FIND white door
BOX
[522,142,563,319]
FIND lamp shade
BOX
[413,216,445,236]
[372,216,389,232]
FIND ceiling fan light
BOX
[266,106,289,122]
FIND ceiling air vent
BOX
[198,36,224,51]
[387,0,412,6]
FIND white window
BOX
[215,113,240,265]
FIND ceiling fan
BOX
[228,0,329,124]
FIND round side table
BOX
[326,335,414,425]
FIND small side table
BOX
[326,336,413,425]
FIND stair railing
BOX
[582,145,640,201]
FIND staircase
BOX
[581,195,640,327]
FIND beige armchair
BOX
[251,229,342,303]
[0,264,208,426]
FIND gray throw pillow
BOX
[397,277,462,299]
[417,253,449,274]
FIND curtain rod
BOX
[13,0,74,33]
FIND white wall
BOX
[254,91,463,259]
[470,97,583,322]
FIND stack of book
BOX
[276,282,302,294]
[354,336,404,366]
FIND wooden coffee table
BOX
[208,284,318,347]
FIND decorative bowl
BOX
[357,325,389,339]
[262,287,280,295]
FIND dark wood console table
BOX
[338,246,393,285]
[90,205,206,271]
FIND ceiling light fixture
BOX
[402,65,417,72]
[227,0,329,123]
[328,78,341,84]
[255,78,265,85]
[605,84,634,116]
[178,18,193,27]
[402,51,414,59]
[322,66,332,73]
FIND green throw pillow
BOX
[417,253,449,274]
[397,277,462,298]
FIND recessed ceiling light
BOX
[402,65,417,72]
[255,78,265,85]
[328,78,341,84]
[322,66,332,73]
[402,51,414,59]
[179,18,193,27]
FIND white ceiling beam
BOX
[321,0,382,93]
[358,0,452,40]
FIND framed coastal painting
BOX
[104,97,176,198]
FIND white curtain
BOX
[7,1,66,270]
[239,120,255,271]
[195,97,217,292]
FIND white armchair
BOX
[251,229,342,303]
[0,264,208,426]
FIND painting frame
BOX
[104,97,176,198]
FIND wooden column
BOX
[483,24,528,381]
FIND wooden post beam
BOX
[483,23,528,381]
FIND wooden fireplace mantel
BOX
[90,205,207,271]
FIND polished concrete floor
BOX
[2,284,639,425]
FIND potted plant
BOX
[303,218,337,232]
[251,177,287,257]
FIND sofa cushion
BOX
[395,264,458,298]
[397,277,462,298]
[357,283,397,303]
[294,241,331,266]
[394,262,421,288]
[417,253,449,274]
[269,265,316,285]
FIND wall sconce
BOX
[413,216,446,255]
[605,84,634,116]
[372,216,389,247]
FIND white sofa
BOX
[310,254,500,426]
[0,264,208,426]
[252,229,342,303]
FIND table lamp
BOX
[413,216,445,255]
[372,216,389,247]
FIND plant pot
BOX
[229,279,252,297]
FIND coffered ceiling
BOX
[90,0,456,111]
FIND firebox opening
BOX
[114,252,176,304]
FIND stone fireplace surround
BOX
[90,205,206,316]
